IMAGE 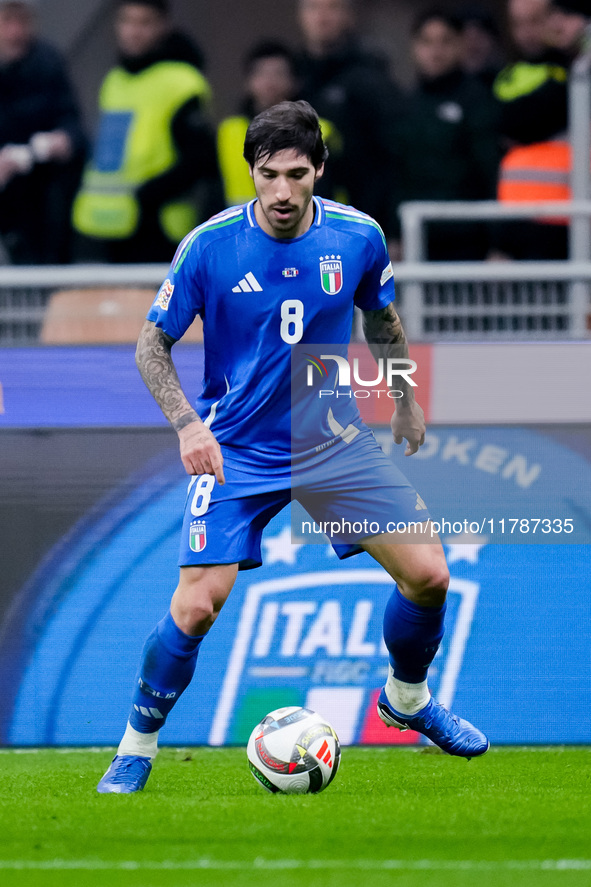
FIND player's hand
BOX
[391,399,425,456]
[177,420,225,484]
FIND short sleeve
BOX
[146,232,205,341]
[353,224,396,312]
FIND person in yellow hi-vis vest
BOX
[217,42,341,208]
[73,0,221,262]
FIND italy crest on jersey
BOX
[320,255,343,294]
[189,520,207,552]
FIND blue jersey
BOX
[147,197,395,467]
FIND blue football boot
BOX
[96,754,152,793]
[377,689,489,759]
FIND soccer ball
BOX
[247,706,341,794]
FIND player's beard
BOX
[262,194,314,238]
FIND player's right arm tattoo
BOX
[135,319,200,431]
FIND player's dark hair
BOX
[243,100,328,169]
[412,7,462,35]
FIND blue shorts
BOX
[179,428,431,570]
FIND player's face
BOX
[251,149,323,240]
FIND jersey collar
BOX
[246,196,324,231]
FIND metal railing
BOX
[0,264,168,345]
[1,256,590,345]
[398,200,591,340]
[393,261,591,341]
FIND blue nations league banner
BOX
[0,347,590,747]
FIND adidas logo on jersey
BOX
[232,272,262,293]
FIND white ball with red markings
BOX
[246,706,341,794]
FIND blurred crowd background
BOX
[0,0,589,266]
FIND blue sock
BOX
[383,586,446,684]
[129,611,205,733]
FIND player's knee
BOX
[174,599,217,635]
[406,561,449,607]
[427,565,450,605]
[171,583,219,634]
[173,564,236,634]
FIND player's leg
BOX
[120,563,238,753]
[363,529,448,714]
[98,459,291,793]
[297,433,449,712]
[297,430,488,757]
[362,530,489,757]
[97,563,237,793]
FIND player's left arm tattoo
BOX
[362,300,407,351]
[363,302,425,454]
[135,319,199,430]
[362,302,415,401]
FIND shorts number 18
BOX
[190,475,216,516]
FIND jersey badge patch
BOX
[282,267,299,278]
[380,262,394,286]
[320,255,343,294]
[189,520,207,552]
[155,278,174,311]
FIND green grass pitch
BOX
[0,746,590,887]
